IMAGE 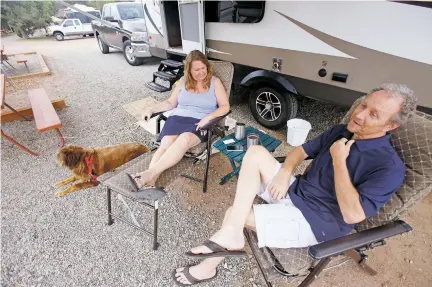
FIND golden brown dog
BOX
[55,143,149,197]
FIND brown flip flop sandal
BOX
[125,173,167,200]
[172,266,217,286]
[126,173,141,192]
[185,239,246,258]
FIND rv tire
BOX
[249,87,298,130]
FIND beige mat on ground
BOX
[122,97,170,135]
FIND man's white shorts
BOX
[253,162,318,248]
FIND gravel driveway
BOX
[3,35,429,287]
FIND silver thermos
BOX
[235,123,246,140]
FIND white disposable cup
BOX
[287,119,311,146]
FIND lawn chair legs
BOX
[298,257,332,287]
[107,187,114,225]
[202,129,212,193]
[105,187,160,250]
[153,201,159,250]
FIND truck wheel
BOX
[54,32,64,41]
[249,87,298,130]
[123,40,142,66]
[97,36,109,54]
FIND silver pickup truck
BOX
[91,2,151,66]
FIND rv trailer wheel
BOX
[249,87,298,130]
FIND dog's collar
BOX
[84,154,98,183]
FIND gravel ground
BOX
[1,35,430,287]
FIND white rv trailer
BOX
[134,0,432,129]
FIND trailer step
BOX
[145,82,170,93]
[154,71,177,81]
[161,59,184,69]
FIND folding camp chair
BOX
[245,97,432,287]
[97,60,234,249]
[149,60,235,193]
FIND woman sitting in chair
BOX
[128,50,230,190]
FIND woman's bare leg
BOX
[150,135,178,168]
[135,132,200,186]
[133,135,178,187]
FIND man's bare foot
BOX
[174,263,217,285]
[189,225,245,255]
[132,170,155,188]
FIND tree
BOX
[1,1,55,38]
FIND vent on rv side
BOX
[332,72,348,83]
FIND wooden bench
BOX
[16,56,29,72]
[28,88,64,148]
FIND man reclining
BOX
[173,84,417,286]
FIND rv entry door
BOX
[178,0,205,54]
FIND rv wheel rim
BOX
[256,91,281,122]
[55,34,62,40]
[125,46,135,61]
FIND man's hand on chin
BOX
[330,138,355,165]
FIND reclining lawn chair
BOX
[244,98,432,287]
[97,60,234,249]
[149,60,234,193]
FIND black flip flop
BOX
[185,239,246,258]
[172,265,217,286]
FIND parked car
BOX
[47,19,94,41]
[91,2,151,66]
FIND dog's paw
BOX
[55,191,66,198]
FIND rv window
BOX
[205,1,265,23]
[73,20,80,26]
[118,4,144,20]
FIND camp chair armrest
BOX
[150,111,166,120]
[308,220,412,260]
[199,110,232,131]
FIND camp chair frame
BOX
[150,110,230,193]
[245,102,431,287]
